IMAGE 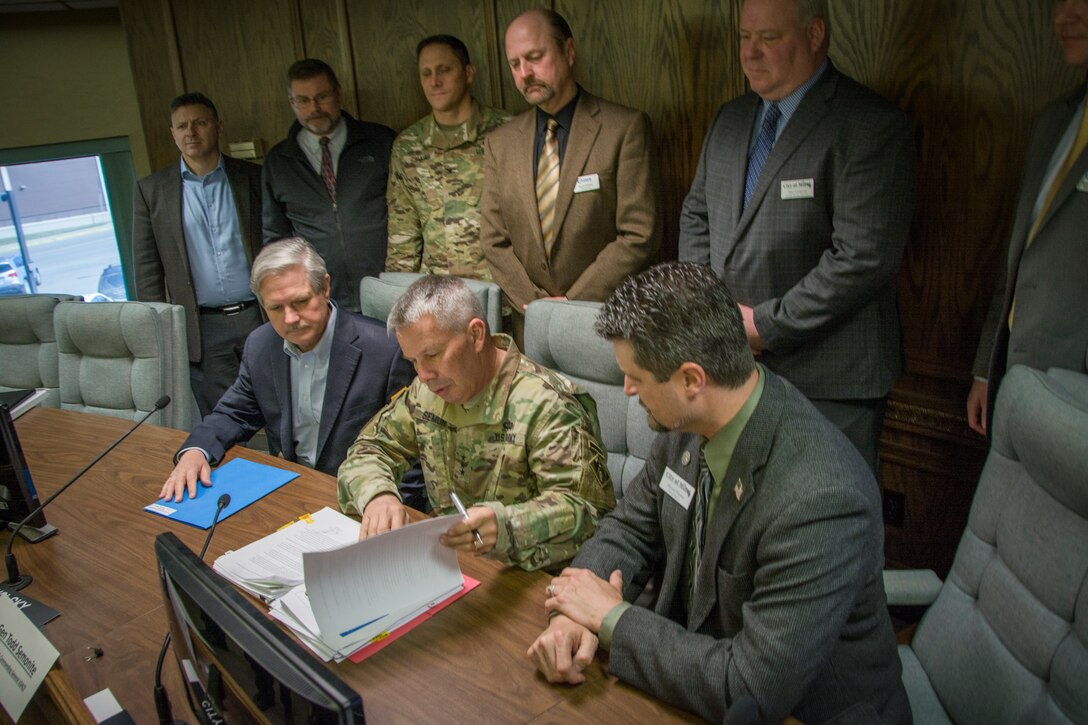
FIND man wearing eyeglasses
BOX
[262,58,396,312]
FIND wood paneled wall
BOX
[118,0,1081,575]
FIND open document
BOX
[215,509,477,662]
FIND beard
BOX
[641,400,688,433]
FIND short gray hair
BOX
[595,262,755,388]
[387,275,485,334]
[250,237,328,301]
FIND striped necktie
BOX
[744,103,781,209]
[536,118,560,256]
[1010,107,1088,329]
[319,136,337,205]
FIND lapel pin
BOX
[681,451,691,466]
[734,478,744,501]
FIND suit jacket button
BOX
[682,451,691,465]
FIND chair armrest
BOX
[884,569,942,606]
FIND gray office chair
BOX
[54,300,193,430]
[0,293,81,407]
[359,272,503,332]
[523,299,658,499]
[887,365,1088,724]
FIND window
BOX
[0,137,136,301]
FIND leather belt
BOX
[199,299,257,316]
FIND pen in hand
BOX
[449,491,485,549]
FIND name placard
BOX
[0,592,59,721]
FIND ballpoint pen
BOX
[449,490,485,548]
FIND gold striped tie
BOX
[536,119,560,256]
[1010,108,1088,329]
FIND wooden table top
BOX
[11,408,699,724]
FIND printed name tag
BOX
[660,467,695,509]
[574,173,601,193]
[781,178,815,199]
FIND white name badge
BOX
[660,467,695,510]
[781,178,815,199]
[574,173,601,193]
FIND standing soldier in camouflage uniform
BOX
[338,275,614,571]
[386,35,510,279]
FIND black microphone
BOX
[154,493,231,725]
[4,395,171,591]
[725,695,761,725]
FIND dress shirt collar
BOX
[702,364,765,487]
[296,115,348,168]
[179,152,225,180]
[535,86,580,137]
[282,303,338,360]
[755,58,829,138]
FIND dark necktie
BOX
[744,103,781,208]
[687,462,714,601]
[319,136,337,204]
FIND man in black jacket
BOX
[262,58,396,312]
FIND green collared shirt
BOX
[600,366,765,649]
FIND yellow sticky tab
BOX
[277,512,315,531]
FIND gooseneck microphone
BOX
[154,493,231,725]
[4,395,171,591]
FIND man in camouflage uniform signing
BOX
[337,275,614,571]
[385,34,510,279]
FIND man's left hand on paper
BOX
[161,448,213,502]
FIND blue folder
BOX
[143,458,299,529]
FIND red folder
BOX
[347,575,481,662]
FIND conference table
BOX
[8,408,699,724]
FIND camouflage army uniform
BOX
[338,335,614,571]
[386,101,510,279]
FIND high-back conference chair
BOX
[523,299,658,499]
[54,300,193,431]
[891,365,1088,724]
[0,293,81,407]
[359,272,503,332]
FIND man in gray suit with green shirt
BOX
[529,263,908,724]
[678,0,916,472]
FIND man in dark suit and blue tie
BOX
[528,263,908,723]
[967,0,1088,436]
[159,238,420,508]
[679,0,917,472]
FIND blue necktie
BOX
[744,103,781,208]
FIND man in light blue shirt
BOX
[134,92,264,416]
[160,238,422,509]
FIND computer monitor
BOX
[155,532,365,724]
[0,398,53,540]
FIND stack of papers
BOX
[214,508,473,662]
[214,507,359,600]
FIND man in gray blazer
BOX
[133,92,263,417]
[678,0,916,471]
[529,263,908,724]
[967,0,1088,435]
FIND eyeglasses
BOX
[289,91,338,109]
